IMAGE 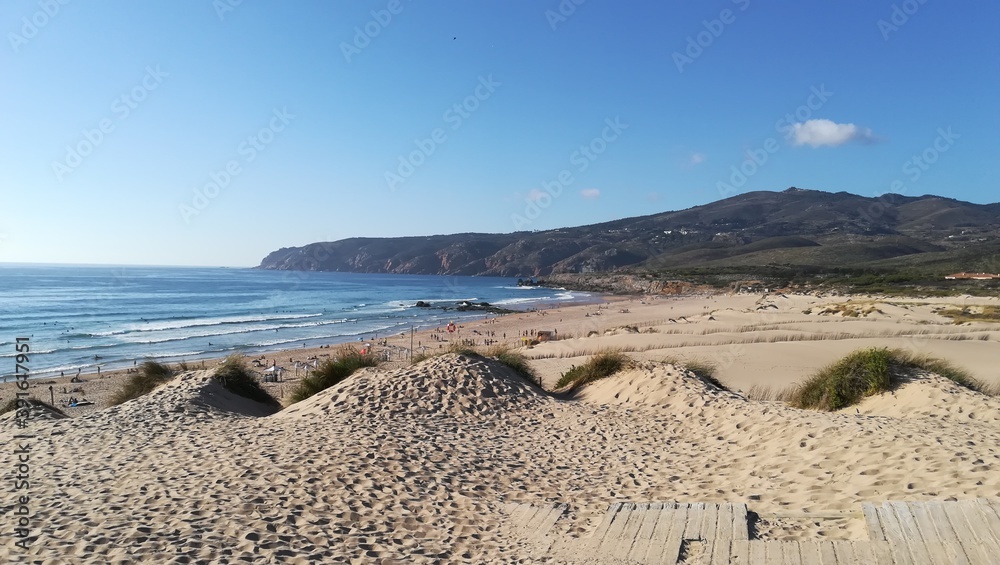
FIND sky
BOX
[1,0,997,267]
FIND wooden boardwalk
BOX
[504,498,1000,564]
[502,501,568,553]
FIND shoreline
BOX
[4,288,1000,561]
[14,290,608,382]
[1,292,634,413]
[6,289,1000,417]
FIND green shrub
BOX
[555,350,630,392]
[288,346,380,404]
[110,360,175,406]
[896,352,983,392]
[487,345,541,389]
[789,347,990,411]
[214,355,278,405]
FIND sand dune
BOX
[3,292,1000,562]
[847,372,1000,424]
[278,353,550,420]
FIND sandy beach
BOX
[3,289,1000,562]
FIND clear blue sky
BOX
[2,0,997,267]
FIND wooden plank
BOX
[782,541,803,565]
[925,501,970,565]
[889,502,930,562]
[508,502,532,529]
[517,504,543,534]
[763,541,784,564]
[877,503,914,565]
[604,502,634,542]
[699,503,719,561]
[749,540,766,564]
[732,503,749,540]
[729,540,750,565]
[969,499,1000,546]
[868,540,897,565]
[662,504,691,565]
[628,502,663,562]
[940,502,993,565]
[711,504,734,565]
[612,504,647,560]
[817,541,838,565]
[587,502,623,551]
[831,541,856,564]
[644,502,676,563]
[797,541,821,565]
[909,502,943,545]
[956,499,1000,558]
[851,541,876,564]
[524,504,555,534]
[534,504,567,539]
[684,502,705,539]
[862,503,886,542]
[978,498,1000,523]
[908,503,955,565]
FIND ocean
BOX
[0,264,596,379]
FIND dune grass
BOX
[1,397,67,417]
[936,305,1000,324]
[109,360,175,406]
[744,384,794,402]
[788,347,991,411]
[412,343,480,364]
[555,349,630,392]
[447,344,481,358]
[288,346,381,404]
[662,356,728,391]
[412,344,541,388]
[486,345,541,388]
[214,354,279,405]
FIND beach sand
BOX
[2,290,999,562]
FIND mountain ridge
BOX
[257,188,1000,276]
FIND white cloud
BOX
[526,189,546,201]
[791,119,876,147]
[580,188,601,199]
[689,152,707,165]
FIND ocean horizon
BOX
[1,264,597,379]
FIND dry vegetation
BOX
[661,356,726,390]
[213,354,280,405]
[288,346,381,404]
[809,301,884,318]
[554,350,631,392]
[110,360,176,406]
[786,347,993,411]
[935,305,1000,324]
